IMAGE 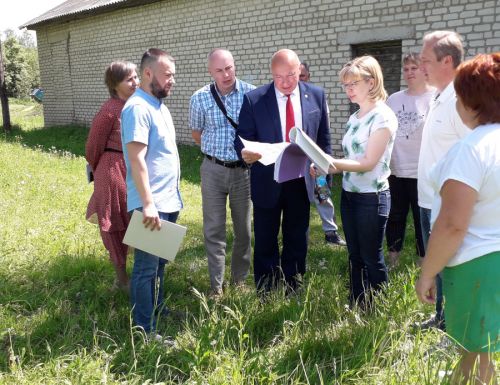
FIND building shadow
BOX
[5,125,89,157]
[3,125,203,186]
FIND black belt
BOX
[205,154,245,169]
[105,148,123,153]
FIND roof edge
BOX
[21,0,162,29]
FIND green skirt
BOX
[443,251,500,352]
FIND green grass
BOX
[0,100,497,384]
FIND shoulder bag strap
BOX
[210,83,238,129]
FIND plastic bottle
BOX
[315,175,330,204]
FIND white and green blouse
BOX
[341,101,398,193]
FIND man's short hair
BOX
[423,31,464,68]
[300,62,310,73]
[207,48,232,62]
[140,48,174,74]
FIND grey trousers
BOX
[314,197,338,232]
[304,170,338,232]
[201,158,252,291]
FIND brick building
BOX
[22,0,500,154]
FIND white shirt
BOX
[417,82,471,209]
[386,89,434,178]
[341,101,398,193]
[430,123,500,266]
[275,85,303,141]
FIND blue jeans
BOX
[419,207,444,323]
[130,210,179,333]
[341,189,390,306]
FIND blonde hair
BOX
[402,52,421,66]
[339,55,387,101]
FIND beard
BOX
[150,76,169,99]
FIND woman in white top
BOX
[385,53,434,267]
[416,53,499,385]
[313,56,397,307]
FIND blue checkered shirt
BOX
[189,78,255,161]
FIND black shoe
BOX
[415,315,446,331]
[325,231,346,246]
[155,307,186,321]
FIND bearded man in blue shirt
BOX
[121,48,182,343]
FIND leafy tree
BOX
[2,29,16,40]
[1,29,40,98]
[19,30,36,48]
[24,45,40,90]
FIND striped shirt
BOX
[189,78,255,161]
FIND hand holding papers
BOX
[239,128,335,183]
[289,127,335,175]
[142,204,162,231]
[239,136,289,166]
[274,144,308,182]
[123,210,187,261]
[274,127,335,182]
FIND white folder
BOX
[123,210,187,261]
[289,127,335,175]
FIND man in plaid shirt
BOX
[189,49,255,298]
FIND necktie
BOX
[285,94,295,142]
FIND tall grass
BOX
[0,100,497,384]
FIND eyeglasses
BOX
[341,80,364,91]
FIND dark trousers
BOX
[253,177,310,292]
[341,189,390,305]
[420,207,444,324]
[385,176,425,257]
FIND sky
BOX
[0,0,66,38]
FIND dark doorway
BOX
[349,40,402,114]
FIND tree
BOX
[0,37,12,132]
[3,36,30,98]
[24,45,40,91]
[19,30,36,49]
[1,30,40,99]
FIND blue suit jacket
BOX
[236,81,331,208]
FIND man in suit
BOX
[236,49,331,293]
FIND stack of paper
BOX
[289,127,335,174]
[240,128,335,183]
